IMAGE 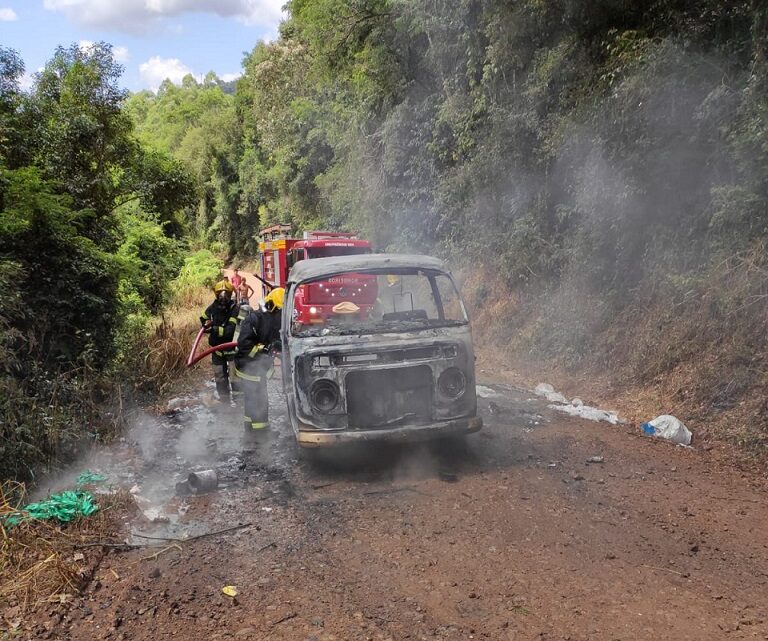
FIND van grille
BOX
[346,366,433,429]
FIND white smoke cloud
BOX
[0,7,17,21]
[139,55,194,91]
[43,0,284,33]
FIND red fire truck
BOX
[257,225,376,325]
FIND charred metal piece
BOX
[187,469,219,493]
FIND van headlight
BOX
[438,368,466,399]
[309,379,340,413]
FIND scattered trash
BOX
[476,385,503,399]
[5,490,99,526]
[640,415,692,446]
[261,506,273,512]
[141,506,169,523]
[165,396,201,413]
[75,471,106,487]
[586,456,605,464]
[548,403,620,425]
[222,586,238,598]
[534,383,622,424]
[534,383,569,404]
[187,469,219,494]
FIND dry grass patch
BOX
[0,481,135,614]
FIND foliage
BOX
[171,249,224,306]
[117,208,184,315]
[3,2,768,474]
[125,75,242,253]
[0,43,200,480]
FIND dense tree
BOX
[0,44,199,479]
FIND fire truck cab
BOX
[257,225,374,325]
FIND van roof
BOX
[287,253,447,284]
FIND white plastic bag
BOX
[645,415,692,446]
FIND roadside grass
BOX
[0,287,215,617]
[465,253,768,465]
[131,295,209,397]
[0,285,212,482]
[0,481,135,614]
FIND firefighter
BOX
[200,280,240,401]
[235,287,284,432]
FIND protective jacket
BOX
[200,298,240,399]
[201,299,239,348]
[236,307,282,359]
[235,307,282,431]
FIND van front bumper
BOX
[296,416,482,448]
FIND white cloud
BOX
[0,7,17,21]
[19,74,34,91]
[43,0,285,33]
[78,40,129,63]
[220,73,241,83]
[139,56,194,91]
[19,67,44,92]
[113,46,130,63]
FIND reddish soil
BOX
[10,372,768,641]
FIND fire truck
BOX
[257,225,375,325]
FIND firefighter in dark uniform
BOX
[235,287,284,432]
[200,280,240,401]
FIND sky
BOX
[0,0,286,92]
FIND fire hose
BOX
[187,332,279,367]
[186,324,239,368]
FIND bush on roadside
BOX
[171,249,223,308]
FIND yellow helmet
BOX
[264,287,285,311]
[214,280,234,294]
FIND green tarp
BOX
[3,471,106,527]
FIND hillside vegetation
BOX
[129,1,768,458]
[3,2,767,479]
[0,44,217,479]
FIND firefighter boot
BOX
[212,362,230,401]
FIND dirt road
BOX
[19,375,768,641]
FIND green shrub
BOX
[116,208,184,315]
[171,249,223,306]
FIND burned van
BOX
[281,254,482,447]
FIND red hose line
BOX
[186,326,207,367]
[187,335,239,368]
